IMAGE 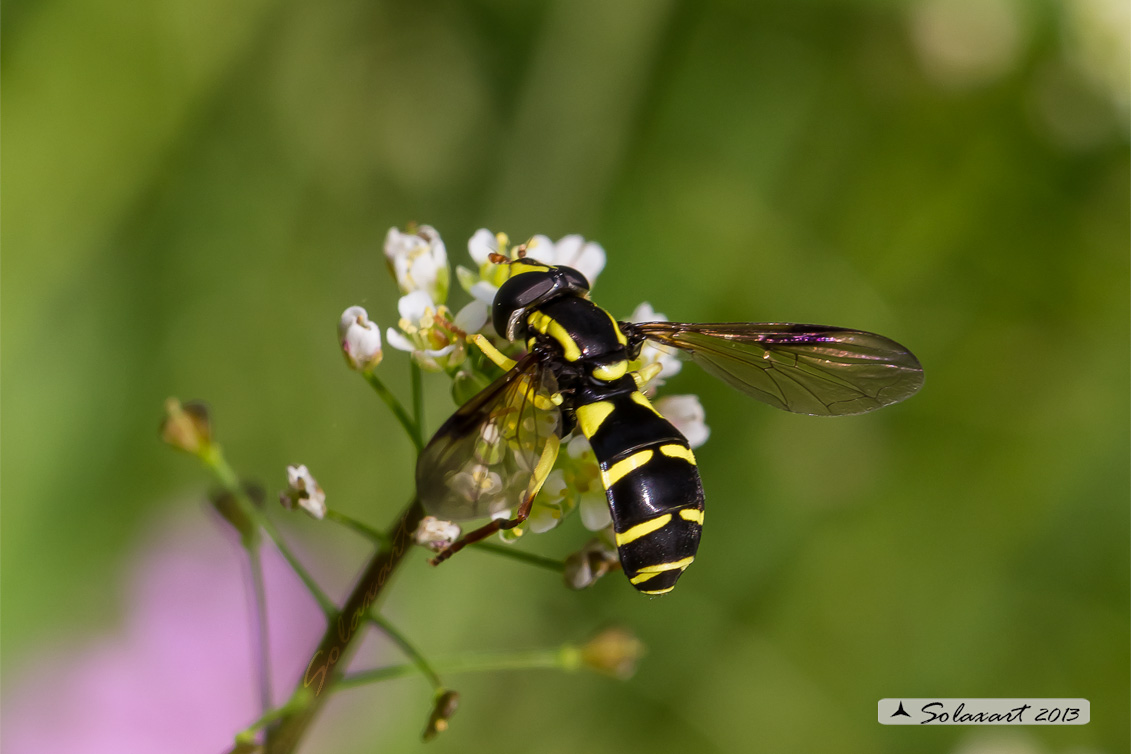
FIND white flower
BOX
[628,301,682,391]
[280,464,327,519]
[524,233,606,286]
[384,225,450,304]
[385,291,461,371]
[414,516,462,552]
[654,394,710,449]
[338,306,383,371]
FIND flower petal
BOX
[523,234,555,265]
[397,290,436,323]
[654,394,710,449]
[572,241,606,285]
[469,281,498,305]
[579,491,612,530]
[385,328,416,352]
[454,300,489,334]
[467,228,498,265]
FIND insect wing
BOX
[630,322,923,416]
[415,353,561,521]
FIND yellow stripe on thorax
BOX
[591,360,628,381]
[614,512,670,546]
[575,400,614,438]
[527,311,582,362]
[602,449,654,488]
[605,310,628,346]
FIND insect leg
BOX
[429,434,561,566]
[631,362,663,389]
[471,333,517,371]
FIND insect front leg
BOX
[429,433,561,566]
[470,333,517,371]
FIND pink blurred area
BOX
[2,510,330,754]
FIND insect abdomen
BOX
[574,382,705,595]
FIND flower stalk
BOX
[362,370,423,452]
[260,497,426,754]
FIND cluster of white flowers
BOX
[327,224,710,569]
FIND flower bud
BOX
[422,689,459,741]
[279,464,327,520]
[563,537,620,590]
[160,398,212,456]
[339,306,383,371]
[580,627,646,680]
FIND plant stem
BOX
[472,542,565,572]
[363,371,423,452]
[258,517,336,616]
[369,613,444,694]
[337,645,579,691]
[245,544,273,716]
[257,497,426,754]
[325,509,390,546]
[410,361,425,450]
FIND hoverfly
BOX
[416,255,922,594]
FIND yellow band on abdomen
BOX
[602,449,654,488]
[614,513,671,546]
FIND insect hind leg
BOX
[429,433,561,566]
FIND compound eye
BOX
[511,275,558,310]
[558,266,591,293]
[492,272,558,339]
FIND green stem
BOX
[410,361,425,450]
[325,509,390,546]
[246,544,273,715]
[234,689,313,745]
[259,517,336,616]
[337,645,580,692]
[369,613,443,693]
[363,371,423,452]
[472,542,565,573]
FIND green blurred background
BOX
[3,0,1128,752]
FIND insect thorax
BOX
[522,296,632,387]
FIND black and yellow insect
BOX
[416,256,923,594]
